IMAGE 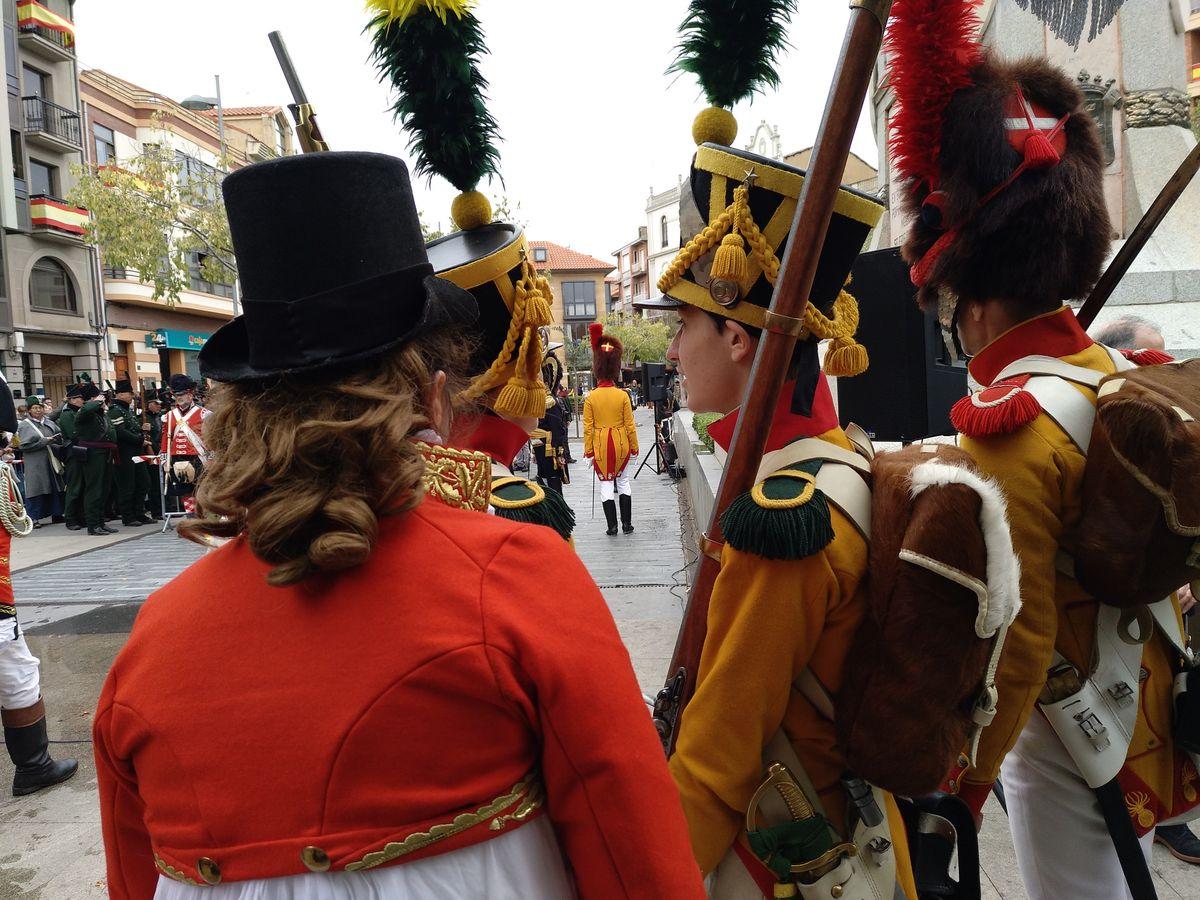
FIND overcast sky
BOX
[73,1,880,261]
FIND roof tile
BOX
[529,240,612,272]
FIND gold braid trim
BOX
[155,856,201,886]
[344,776,542,871]
[418,442,492,513]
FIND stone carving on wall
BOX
[1122,88,1191,131]
[1076,71,1122,165]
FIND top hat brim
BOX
[632,296,683,313]
[200,274,476,384]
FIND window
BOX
[562,280,596,319]
[661,215,669,248]
[10,131,22,179]
[22,65,47,99]
[275,117,286,155]
[93,123,115,167]
[633,279,645,299]
[29,158,55,196]
[29,258,76,312]
[175,150,219,202]
[533,246,547,263]
[186,250,234,299]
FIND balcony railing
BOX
[16,1,75,58]
[23,96,81,148]
[30,194,87,238]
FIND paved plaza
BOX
[0,407,1197,898]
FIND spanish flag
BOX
[31,197,87,236]
[16,1,74,47]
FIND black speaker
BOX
[641,361,668,403]
[836,248,967,443]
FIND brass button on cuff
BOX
[197,857,221,885]
[301,846,331,872]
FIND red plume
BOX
[885,0,983,187]
[588,322,604,352]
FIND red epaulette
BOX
[951,375,1042,438]
[1118,348,1174,366]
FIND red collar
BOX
[968,306,1092,387]
[707,376,839,454]
[596,380,615,388]
[457,414,529,469]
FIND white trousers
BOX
[1001,711,1155,900]
[0,617,41,710]
[597,470,631,503]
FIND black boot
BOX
[603,499,618,536]
[3,700,78,797]
[619,494,634,533]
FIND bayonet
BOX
[268,31,329,154]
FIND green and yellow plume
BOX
[668,0,797,146]
[366,0,500,229]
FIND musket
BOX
[653,0,893,755]
[268,31,329,154]
[1077,141,1200,330]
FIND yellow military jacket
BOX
[669,384,916,896]
[583,382,637,480]
[956,307,1195,830]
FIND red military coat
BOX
[94,466,704,898]
[160,404,208,459]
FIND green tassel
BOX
[491,482,575,542]
[747,818,834,880]
[720,462,834,561]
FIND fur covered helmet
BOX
[589,323,623,384]
[887,0,1109,318]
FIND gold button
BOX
[957,753,970,768]
[197,857,221,885]
[831,885,845,898]
[301,846,331,873]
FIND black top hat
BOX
[199,152,478,384]
[65,384,84,400]
[80,383,100,401]
[114,379,133,393]
[169,374,196,393]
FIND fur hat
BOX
[589,323,623,384]
[887,0,1109,316]
[169,374,196,393]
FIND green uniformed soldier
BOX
[143,391,164,521]
[74,383,117,536]
[108,380,150,527]
[56,384,85,531]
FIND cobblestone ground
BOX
[1,407,1198,897]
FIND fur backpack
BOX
[1075,358,1200,608]
[836,444,1021,796]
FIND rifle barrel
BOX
[268,31,309,107]
[1077,141,1200,329]
[657,2,890,755]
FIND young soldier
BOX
[583,324,638,535]
[886,1,1200,894]
[637,137,920,895]
[160,374,209,516]
[75,383,117,536]
[56,385,85,530]
[108,380,151,527]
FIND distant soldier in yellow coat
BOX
[887,3,1200,896]
[583,323,638,536]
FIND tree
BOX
[603,314,673,366]
[69,112,234,305]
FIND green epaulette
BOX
[490,476,575,542]
[719,459,834,561]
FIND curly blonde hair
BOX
[181,329,473,586]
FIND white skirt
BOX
[153,817,575,900]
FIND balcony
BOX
[30,194,87,242]
[23,96,81,153]
[16,1,75,62]
[631,259,646,275]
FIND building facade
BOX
[611,227,648,320]
[80,70,293,389]
[644,180,682,314]
[0,0,102,404]
[529,239,611,348]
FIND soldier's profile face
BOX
[668,305,749,415]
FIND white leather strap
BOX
[756,438,872,480]
[817,463,872,541]
[794,668,837,722]
[993,354,1105,387]
[843,422,876,462]
[1023,376,1098,453]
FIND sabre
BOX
[268,31,329,153]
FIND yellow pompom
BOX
[823,338,869,378]
[710,232,747,285]
[692,106,737,146]
[451,190,492,231]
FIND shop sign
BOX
[145,329,210,350]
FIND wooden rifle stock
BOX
[1077,141,1200,330]
[653,0,892,755]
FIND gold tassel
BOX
[823,337,869,377]
[710,231,748,285]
